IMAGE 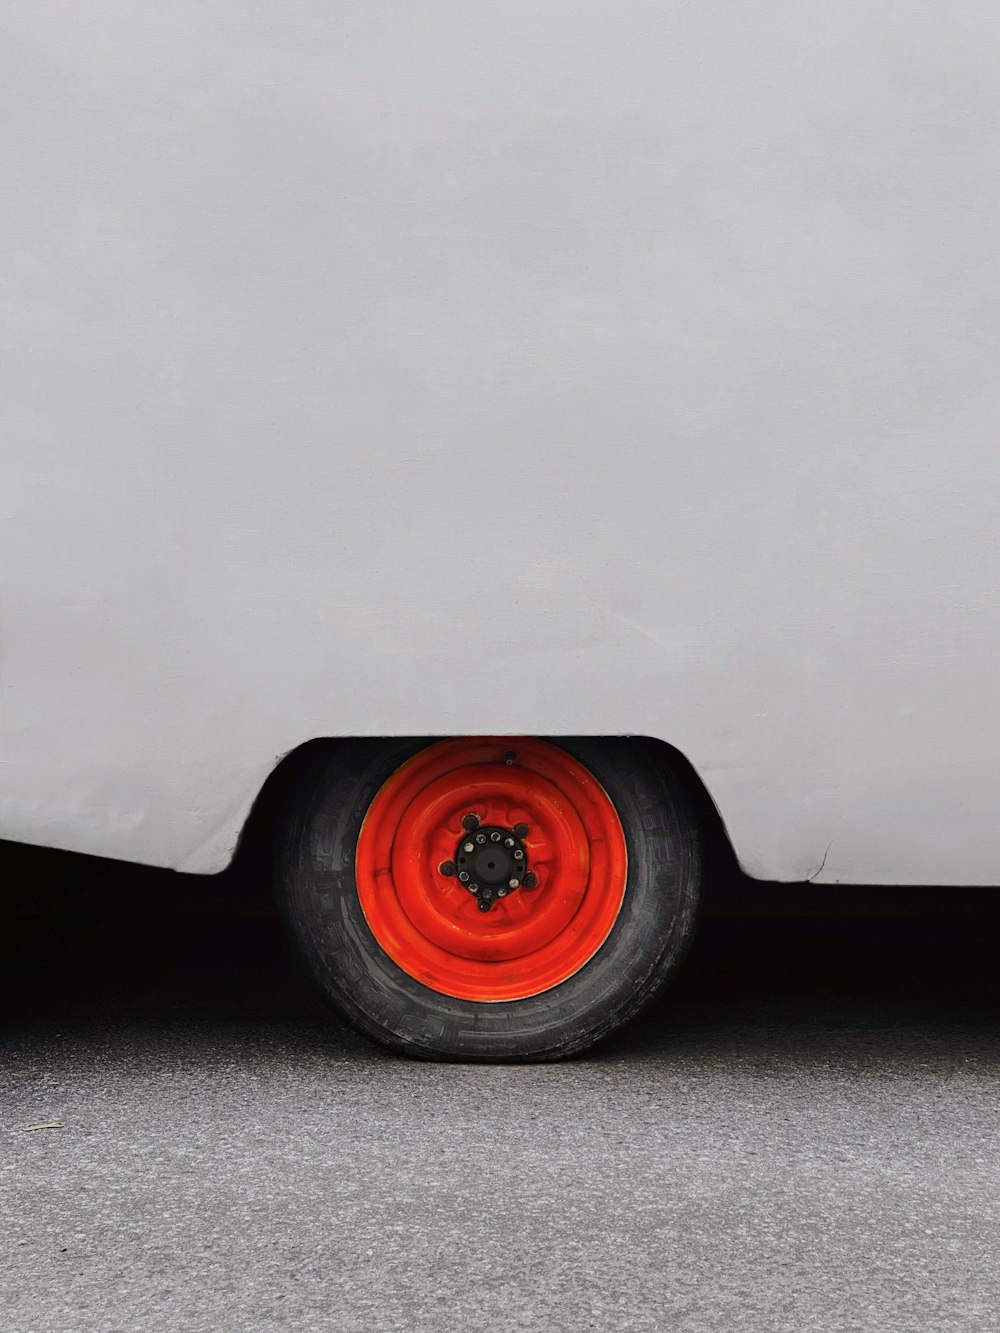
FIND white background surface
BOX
[3,2,999,881]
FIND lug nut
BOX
[497,888,507,897]
[490,831,501,843]
[463,842,474,854]
[505,837,515,848]
[508,878,520,889]
[459,871,470,883]
[513,823,530,839]
[462,814,481,831]
[514,850,524,860]
[467,883,477,893]
[475,833,487,844]
[439,860,456,877]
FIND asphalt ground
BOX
[1,841,999,1332]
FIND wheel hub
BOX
[441,815,537,912]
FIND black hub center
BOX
[451,821,532,912]
[469,836,514,885]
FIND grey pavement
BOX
[2,846,999,1332]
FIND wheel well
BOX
[226,735,741,888]
[638,737,741,884]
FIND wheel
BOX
[278,736,702,1061]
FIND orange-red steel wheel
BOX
[280,737,702,1061]
[355,737,628,1002]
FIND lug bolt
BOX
[439,860,456,877]
[467,883,477,893]
[505,837,515,848]
[475,833,487,844]
[497,888,507,897]
[514,850,524,860]
[459,871,470,883]
[513,823,530,839]
[463,842,475,854]
[523,871,538,889]
[462,814,481,831]
[509,878,520,889]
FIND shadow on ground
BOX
[2,839,999,1061]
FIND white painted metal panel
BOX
[3,3,999,882]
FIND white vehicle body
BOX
[3,3,999,885]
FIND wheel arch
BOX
[221,734,742,887]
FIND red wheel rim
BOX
[356,738,627,1002]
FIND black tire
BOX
[277,737,702,1061]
